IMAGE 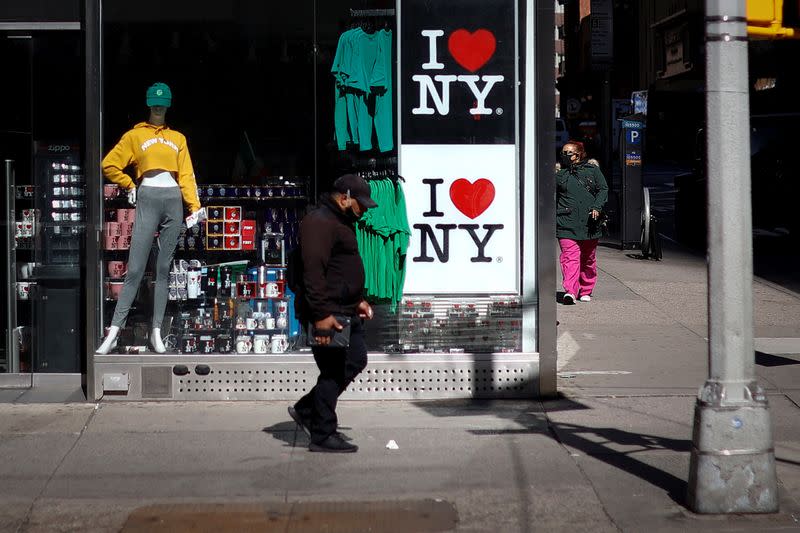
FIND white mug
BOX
[245,317,258,330]
[265,317,276,329]
[253,335,269,354]
[235,335,252,354]
[266,282,279,297]
[271,334,288,354]
[276,313,288,329]
[187,269,202,299]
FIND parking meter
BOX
[619,117,645,249]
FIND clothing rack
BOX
[350,8,396,17]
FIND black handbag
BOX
[307,314,352,348]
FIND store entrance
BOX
[0,30,85,377]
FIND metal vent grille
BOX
[96,353,539,401]
[176,368,311,396]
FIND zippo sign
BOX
[400,0,519,294]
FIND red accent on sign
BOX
[449,178,495,219]
[448,29,497,73]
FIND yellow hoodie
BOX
[102,122,201,213]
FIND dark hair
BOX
[564,140,586,161]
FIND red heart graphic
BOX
[449,179,496,219]
[448,29,497,73]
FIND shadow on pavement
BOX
[756,351,800,367]
[414,397,690,507]
[262,421,306,448]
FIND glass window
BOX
[1,30,86,373]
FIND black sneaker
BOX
[288,406,311,437]
[309,434,358,453]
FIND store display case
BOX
[100,177,308,355]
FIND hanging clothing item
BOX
[331,28,394,152]
[355,178,410,311]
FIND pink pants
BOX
[559,238,598,297]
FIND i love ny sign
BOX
[400,0,519,295]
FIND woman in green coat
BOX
[556,141,608,304]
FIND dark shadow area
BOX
[413,396,690,507]
[625,253,650,261]
[262,421,305,448]
[756,351,800,367]
[776,457,800,468]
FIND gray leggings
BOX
[111,186,183,329]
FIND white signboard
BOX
[400,0,519,295]
[401,144,519,294]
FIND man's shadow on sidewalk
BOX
[415,398,690,507]
[262,421,308,448]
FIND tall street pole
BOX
[687,0,778,513]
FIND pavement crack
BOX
[15,402,103,533]
[540,401,624,533]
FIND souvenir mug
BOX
[182,335,197,353]
[236,335,252,354]
[245,317,258,330]
[104,221,120,236]
[253,335,270,354]
[187,268,202,299]
[19,262,36,279]
[270,334,289,354]
[265,317,276,330]
[107,261,126,278]
[215,334,232,353]
[266,282,279,298]
[276,313,288,329]
[16,282,33,300]
[108,281,124,300]
[199,335,215,354]
[104,234,119,250]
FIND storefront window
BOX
[1,30,86,374]
[96,0,524,358]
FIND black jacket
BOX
[298,196,365,321]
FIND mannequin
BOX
[97,82,202,354]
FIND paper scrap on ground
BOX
[386,440,399,450]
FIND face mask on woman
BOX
[560,151,578,168]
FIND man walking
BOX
[289,174,376,453]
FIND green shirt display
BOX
[355,179,410,311]
[331,28,394,152]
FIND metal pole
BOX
[84,0,102,400]
[687,0,777,513]
[5,160,19,373]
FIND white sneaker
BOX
[150,328,167,353]
[579,295,592,302]
[96,326,120,355]
[563,293,576,305]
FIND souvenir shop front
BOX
[0,0,556,401]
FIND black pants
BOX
[295,317,367,444]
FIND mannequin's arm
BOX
[177,137,201,213]
[102,133,136,190]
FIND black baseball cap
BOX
[333,174,378,209]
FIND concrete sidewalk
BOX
[1,242,799,532]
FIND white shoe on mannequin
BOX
[96,325,120,354]
[151,328,167,353]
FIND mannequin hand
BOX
[590,209,600,220]
[185,207,207,229]
[127,188,137,206]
